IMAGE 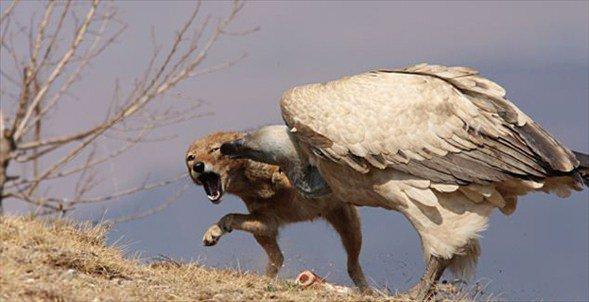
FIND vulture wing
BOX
[280,64,579,190]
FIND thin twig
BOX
[13,0,99,141]
[2,0,251,220]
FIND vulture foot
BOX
[407,255,449,301]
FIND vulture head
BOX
[220,125,331,198]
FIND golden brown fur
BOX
[185,131,369,290]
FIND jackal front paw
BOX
[202,225,224,246]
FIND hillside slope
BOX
[0,216,475,301]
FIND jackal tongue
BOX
[200,172,222,202]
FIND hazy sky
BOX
[3,1,588,300]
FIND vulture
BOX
[220,63,588,300]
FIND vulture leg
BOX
[408,255,449,301]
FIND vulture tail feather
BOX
[515,122,578,173]
[573,150,589,186]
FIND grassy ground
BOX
[0,216,481,301]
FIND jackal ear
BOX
[271,169,291,190]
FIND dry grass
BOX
[0,216,483,301]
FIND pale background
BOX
[3,1,588,301]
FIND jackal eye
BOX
[186,154,195,162]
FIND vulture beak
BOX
[220,139,248,159]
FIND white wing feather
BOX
[280,64,579,208]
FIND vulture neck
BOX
[254,125,303,171]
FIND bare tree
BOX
[0,0,253,218]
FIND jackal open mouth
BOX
[197,172,223,203]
